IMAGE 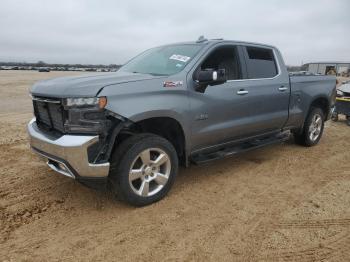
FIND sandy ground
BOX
[0,70,350,261]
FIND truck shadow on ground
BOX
[46,137,297,211]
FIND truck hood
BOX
[30,71,161,98]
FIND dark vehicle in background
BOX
[38,67,50,72]
[27,37,337,206]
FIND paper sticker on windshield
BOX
[163,81,183,88]
[169,54,191,63]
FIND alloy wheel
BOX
[308,114,322,142]
[128,148,171,197]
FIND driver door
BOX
[188,44,256,151]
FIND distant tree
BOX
[0,60,122,71]
[37,61,46,67]
[287,65,302,72]
[300,64,308,71]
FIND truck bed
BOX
[285,74,336,129]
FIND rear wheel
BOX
[331,111,338,122]
[294,107,325,147]
[109,133,178,206]
[346,116,350,126]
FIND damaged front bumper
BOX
[27,118,110,180]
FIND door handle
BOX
[237,89,249,95]
[278,86,288,92]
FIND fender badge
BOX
[163,81,183,88]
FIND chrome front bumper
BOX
[27,118,109,179]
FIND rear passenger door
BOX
[238,45,290,134]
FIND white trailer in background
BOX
[305,62,350,76]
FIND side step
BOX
[191,131,290,165]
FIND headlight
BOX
[64,97,107,109]
[63,96,110,134]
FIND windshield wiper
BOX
[147,73,168,76]
[132,71,167,76]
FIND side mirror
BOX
[195,69,227,93]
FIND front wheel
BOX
[294,107,325,147]
[109,134,178,206]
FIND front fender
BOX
[100,84,191,153]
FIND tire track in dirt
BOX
[254,179,350,261]
[242,137,350,261]
[276,219,350,229]
[261,231,350,262]
[0,198,67,243]
[0,141,74,243]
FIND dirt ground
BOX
[0,70,350,262]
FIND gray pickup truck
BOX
[28,37,336,206]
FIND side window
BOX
[199,46,242,80]
[245,47,278,79]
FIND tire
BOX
[108,133,178,206]
[331,112,338,122]
[294,107,325,147]
[346,116,350,126]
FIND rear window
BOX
[245,47,278,79]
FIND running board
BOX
[191,131,290,165]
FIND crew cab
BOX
[28,37,337,206]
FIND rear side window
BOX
[245,47,278,79]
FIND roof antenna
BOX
[196,35,208,43]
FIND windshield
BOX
[119,44,202,76]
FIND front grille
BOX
[33,97,65,133]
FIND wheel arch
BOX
[111,115,189,167]
[294,96,330,135]
[308,96,330,118]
